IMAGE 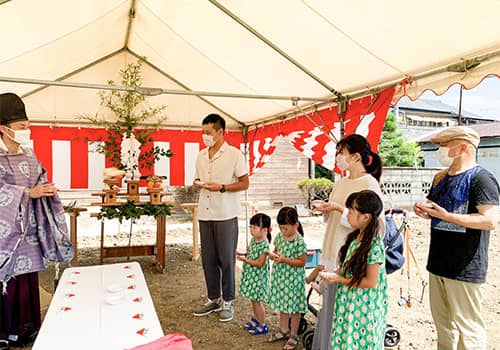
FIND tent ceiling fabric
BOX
[1,0,500,129]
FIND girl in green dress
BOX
[268,207,307,350]
[320,190,388,349]
[237,213,272,335]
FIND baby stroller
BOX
[301,208,409,350]
[286,238,321,338]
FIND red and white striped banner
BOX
[30,127,245,189]
[30,87,394,189]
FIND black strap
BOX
[385,213,407,249]
[385,224,404,249]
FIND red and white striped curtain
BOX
[29,87,393,188]
[30,127,245,189]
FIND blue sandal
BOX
[248,324,269,336]
[243,317,259,330]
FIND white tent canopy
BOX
[1,0,500,130]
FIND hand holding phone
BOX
[419,201,435,209]
[194,180,205,186]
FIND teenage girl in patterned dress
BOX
[320,190,388,350]
[237,213,272,335]
[268,207,307,350]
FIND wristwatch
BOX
[219,184,226,193]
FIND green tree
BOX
[297,177,335,205]
[379,112,423,167]
[315,163,333,179]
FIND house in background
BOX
[415,122,500,180]
[392,98,499,140]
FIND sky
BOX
[419,75,500,120]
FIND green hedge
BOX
[297,178,334,205]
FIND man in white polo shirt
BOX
[192,114,249,322]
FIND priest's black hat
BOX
[0,93,28,125]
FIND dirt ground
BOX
[18,214,500,350]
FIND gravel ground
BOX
[16,213,500,349]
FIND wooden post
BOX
[181,203,200,261]
[65,208,87,266]
[99,220,105,265]
[156,215,166,271]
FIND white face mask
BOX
[202,134,215,148]
[436,146,459,167]
[335,154,350,171]
[6,127,31,145]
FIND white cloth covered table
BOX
[33,262,163,350]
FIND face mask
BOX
[6,127,31,145]
[436,146,459,167]
[202,134,215,148]
[335,154,350,171]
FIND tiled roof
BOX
[397,98,497,121]
[416,122,500,142]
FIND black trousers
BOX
[0,272,41,342]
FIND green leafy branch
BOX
[97,200,172,223]
[80,57,172,171]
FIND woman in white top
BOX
[310,134,384,350]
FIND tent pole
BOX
[123,0,137,49]
[127,49,242,128]
[21,48,126,99]
[0,76,328,102]
[208,0,343,99]
[458,85,463,125]
[242,126,250,250]
[26,119,236,130]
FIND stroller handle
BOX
[385,208,409,224]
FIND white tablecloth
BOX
[33,262,164,350]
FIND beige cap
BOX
[430,126,480,148]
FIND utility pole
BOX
[458,85,463,125]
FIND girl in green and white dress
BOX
[268,207,307,350]
[320,190,388,350]
[237,213,272,335]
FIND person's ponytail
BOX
[364,151,382,182]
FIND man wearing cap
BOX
[0,93,73,349]
[414,126,499,349]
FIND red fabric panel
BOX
[71,138,88,188]
[31,127,53,182]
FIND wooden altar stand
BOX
[90,191,173,272]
